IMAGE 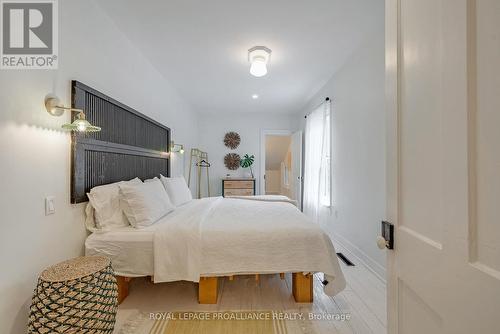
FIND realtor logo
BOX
[1,0,58,69]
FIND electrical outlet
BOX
[45,196,55,215]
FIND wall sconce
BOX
[170,141,185,154]
[45,95,101,132]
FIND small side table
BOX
[222,178,256,197]
[28,256,118,334]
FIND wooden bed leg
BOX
[292,273,313,303]
[116,276,131,305]
[280,273,285,280]
[228,275,234,281]
[255,274,260,282]
[198,277,218,304]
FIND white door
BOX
[291,130,303,210]
[386,0,500,333]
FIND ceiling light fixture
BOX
[248,46,271,77]
[45,95,101,132]
[252,94,259,99]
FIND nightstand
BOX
[222,178,256,197]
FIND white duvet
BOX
[153,197,346,296]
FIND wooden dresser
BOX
[222,178,256,197]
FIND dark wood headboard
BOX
[70,81,171,203]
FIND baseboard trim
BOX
[328,231,386,283]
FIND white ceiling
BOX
[96,0,382,114]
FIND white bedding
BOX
[226,194,298,206]
[85,200,202,276]
[153,197,346,296]
[85,228,154,277]
[86,197,346,296]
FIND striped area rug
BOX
[119,310,316,334]
[150,311,287,334]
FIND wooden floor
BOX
[114,254,386,334]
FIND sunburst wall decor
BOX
[224,153,241,170]
[224,132,241,149]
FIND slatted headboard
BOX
[70,81,171,203]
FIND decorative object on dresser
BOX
[28,256,118,334]
[222,178,256,197]
[239,154,255,178]
[224,153,241,170]
[223,131,241,149]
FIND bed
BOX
[86,196,346,304]
[73,81,345,305]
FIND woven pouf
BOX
[28,256,118,334]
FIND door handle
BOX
[378,221,394,249]
[376,236,389,249]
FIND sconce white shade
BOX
[248,46,271,77]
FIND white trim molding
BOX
[329,231,386,283]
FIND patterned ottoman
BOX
[28,256,118,333]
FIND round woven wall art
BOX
[224,132,241,149]
[224,153,241,170]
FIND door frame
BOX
[259,129,293,195]
[385,0,398,333]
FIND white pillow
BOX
[84,202,99,233]
[160,175,193,206]
[87,178,141,230]
[119,178,175,228]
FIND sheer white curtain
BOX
[303,100,331,222]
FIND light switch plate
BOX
[45,196,55,215]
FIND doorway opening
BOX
[265,135,292,196]
[260,130,303,209]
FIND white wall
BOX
[299,24,386,278]
[265,170,281,194]
[0,1,198,332]
[197,113,297,197]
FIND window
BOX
[303,99,332,221]
[320,110,331,206]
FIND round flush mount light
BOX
[252,94,259,99]
[248,46,271,77]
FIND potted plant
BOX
[240,154,255,178]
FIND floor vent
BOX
[336,252,355,266]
